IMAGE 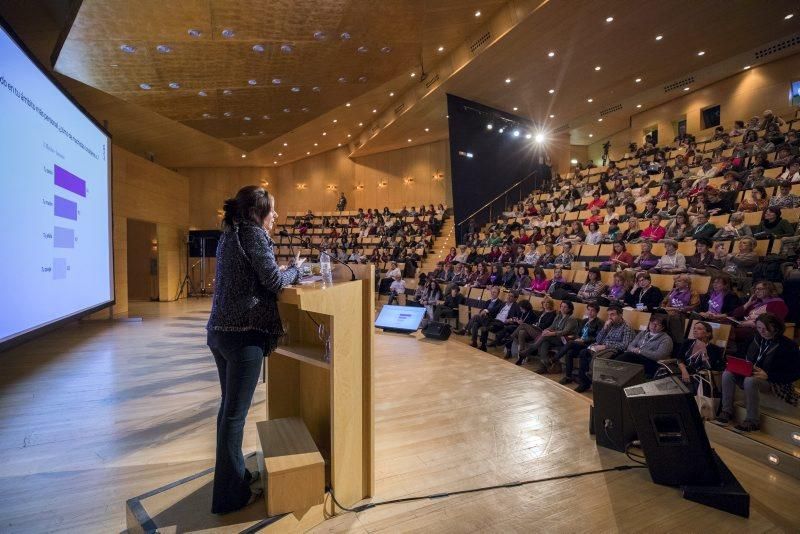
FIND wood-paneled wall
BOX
[587,54,800,162]
[179,140,451,228]
[107,146,190,315]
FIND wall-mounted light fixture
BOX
[432,170,444,181]
[403,176,415,185]
[260,180,269,188]
[377,180,388,188]
[326,184,337,192]
[296,183,307,190]
[355,183,365,191]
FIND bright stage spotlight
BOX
[486,123,493,130]
[512,130,520,137]
[534,133,545,143]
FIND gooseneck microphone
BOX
[278,230,357,281]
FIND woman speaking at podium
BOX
[206,185,305,514]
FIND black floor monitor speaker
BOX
[625,376,750,517]
[421,321,452,340]
[592,359,645,452]
[625,376,719,486]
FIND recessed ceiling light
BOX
[110,63,118,68]
[274,161,277,164]
[498,127,505,133]
[345,102,351,107]
[313,31,326,41]
[241,154,246,158]
[372,109,377,113]
[278,152,283,156]
[283,142,288,146]
[347,133,351,137]
[283,108,290,113]
[357,46,368,53]
[258,131,264,135]
[248,79,258,85]
[389,91,395,97]
[120,44,136,54]
[252,44,265,53]
[358,122,363,126]
[380,46,391,53]
[290,86,300,92]
[307,151,311,155]
[262,114,270,120]
[156,44,171,54]
[272,78,281,85]
[636,104,642,108]
[280,43,294,54]
[606,16,614,22]
[697,50,705,56]
[425,127,430,132]
[597,118,603,122]
[684,87,690,91]
[589,134,594,137]
[314,142,318,146]
[547,51,555,58]
[437,46,444,52]
[635,77,642,83]
[139,83,151,90]
[525,133,532,139]
[785,13,794,20]
[332,119,338,123]
[202,112,210,118]
[168,82,180,89]
[594,65,602,71]
[548,88,555,94]
[223,89,233,95]
[513,130,520,137]
[338,76,348,84]
[487,124,493,130]
[410,72,416,78]
[198,90,207,96]
[221,29,235,38]
[743,65,751,70]
[340,32,351,40]
[655,34,663,41]
[549,114,555,118]
[587,98,593,102]
[358,76,367,83]
[188,29,202,38]
[338,143,342,147]
[408,138,413,142]
[223,111,232,117]
[243,116,251,121]
[322,132,327,136]
[505,78,512,84]
[312,86,321,92]
[512,107,518,111]
[474,10,481,17]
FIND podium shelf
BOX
[274,343,330,370]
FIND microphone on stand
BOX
[279,230,357,281]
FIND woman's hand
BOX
[752,366,768,380]
[294,252,307,269]
[680,370,691,383]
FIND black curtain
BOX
[447,94,550,242]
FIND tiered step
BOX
[706,395,800,479]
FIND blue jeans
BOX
[209,340,263,514]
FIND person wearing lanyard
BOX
[614,315,674,377]
[718,313,800,432]
[624,272,663,312]
[557,303,604,384]
[652,239,686,273]
[687,212,717,241]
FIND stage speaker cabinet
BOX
[421,321,452,340]
[592,359,645,452]
[624,376,719,486]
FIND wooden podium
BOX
[264,264,374,526]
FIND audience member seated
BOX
[511,266,531,292]
[572,305,637,393]
[652,239,686,273]
[510,297,557,363]
[685,238,720,274]
[527,267,550,293]
[665,213,692,241]
[778,160,800,183]
[459,286,503,349]
[493,299,537,357]
[585,222,603,244]
[525,301,580,373]
[433,285,465,326]
[418,279,442,322]
[718,313,800,432]
[521,244,540,265]
[676,321,726,388]
[614,315,674,377]
[600,241,634,271]
[557,303,603,385]
[729,281,789,353]
[538,244,557,267]
[687,212,717,241]
[738,186,769,212]
[625,272,664,311]
[641,214,666,242]
[662,274,700,313]
[754,206,795,238]
[631,240,660,270]
[769,181,800,209]
[387,273,406,305]
[698,276,741,321]
[478,290,522,352]
[712,212,752,240]
[551,242,575,268]
[573,267,607,303]
[718,237,759,287]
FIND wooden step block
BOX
[257,418,325,516]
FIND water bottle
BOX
[320,250,333,286]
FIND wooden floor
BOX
[0,300,798,533]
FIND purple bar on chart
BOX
[54,195,78,220]
[53,258,67,280]
[53,226,75,248]
[54,165,86,197]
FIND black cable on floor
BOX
[326,464,648,514]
